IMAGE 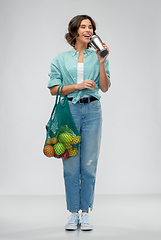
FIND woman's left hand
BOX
[95,43,109,64]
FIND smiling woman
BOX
[48,14,111,231]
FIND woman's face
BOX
[76,19,94,45]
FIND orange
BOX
[43,145,54,157]
[51,137,57,145]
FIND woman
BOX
[48,15,111,231]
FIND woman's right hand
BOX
[50,80,96,96]
[76,79,96,90]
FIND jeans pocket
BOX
[68,100,73,107]
[89,100,101,109]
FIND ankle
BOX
[82,210,89,213]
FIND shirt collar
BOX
[70,47,93,56]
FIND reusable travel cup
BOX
[90,35,108,57]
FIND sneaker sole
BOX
[65,225,78,231]
[80,226,93,231]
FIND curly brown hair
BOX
[65,15,96,48]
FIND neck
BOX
[75,41,88,54]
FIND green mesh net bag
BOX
[43,86,81,159]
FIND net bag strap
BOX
[45,85,64,141]
[50,85,63,116]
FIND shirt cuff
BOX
[47,79,62,88]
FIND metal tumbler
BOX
[90,35,108,57]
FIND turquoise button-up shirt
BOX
[48,48,111,104]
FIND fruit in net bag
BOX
[43,145,54,157]
[46,138,52,145]
[68,147,78,157]
[62,151,69,159]
[72,136,81,145]
[64,143,73,150]
[58,133,73,144]
[53,152,62,158]
[51,137,57,145]
[54,143,66,155]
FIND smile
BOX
[83,35,91,38]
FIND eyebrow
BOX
[80,24,93,27]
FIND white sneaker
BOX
[79,212,93,231]
[65,213,79,231]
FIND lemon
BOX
[64,143,73,150]
[68,147,78,157]
[46,138,52,145]
[72,136,81,145]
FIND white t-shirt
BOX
[77,62,90,98]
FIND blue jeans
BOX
[62,100,102,212]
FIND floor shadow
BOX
[0,225,161,240]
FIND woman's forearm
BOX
[99,63,110,92]
[95,43,110,93]
[50,79,96,96]
[50,84,78,96]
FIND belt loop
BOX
[88,97,90,103]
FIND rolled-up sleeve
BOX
[47,57,62,88]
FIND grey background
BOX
[0,0,161,195]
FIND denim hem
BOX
[67,206,93,213]
[81,207,93,212]
[68,209,80,213]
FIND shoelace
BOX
[80,214,90,225]
[67,214,79,225]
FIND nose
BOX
[85,28,92,33]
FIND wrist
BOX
[99,62,105,67]
[74,84,79,91]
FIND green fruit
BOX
[58,133,73,144]
[54,143,66,155]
